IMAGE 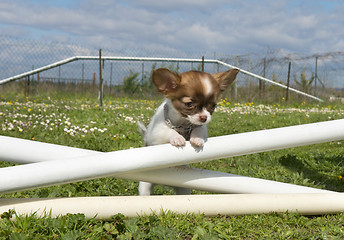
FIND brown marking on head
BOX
[152,68,239,120]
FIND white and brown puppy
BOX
[138,68,239,195]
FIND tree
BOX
[293,68,314,93]
[123,70,140,93]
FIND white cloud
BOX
[0,0,343,55]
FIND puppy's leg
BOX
[190,125,208,147]
[139,181,154,196]
[176,128,206,195]
[170,131,186,147]
[148,123,186,147]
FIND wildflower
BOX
[124,116,136,124]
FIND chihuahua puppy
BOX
[138,68,239,196]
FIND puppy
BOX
[138,68,239,195]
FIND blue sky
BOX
[0,0,343,55]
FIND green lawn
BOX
[1,95,344,239]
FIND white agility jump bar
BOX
[0,194,343,219]
[0,135,331,194]
[0,119,343,194]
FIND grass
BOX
[1,94,344,239]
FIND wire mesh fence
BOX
[0,35,343,103]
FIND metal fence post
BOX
[58,66,61,85]
[99,49,103,107]
[141,62,144,83]
[81,63,84,93]
[110,62,113,95]
[25,75,30,97]
[286,62,291,102]
[314,56,318,96]
[259,58,266,99]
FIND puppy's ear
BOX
[152,68,181,95]
[212,69,239,91]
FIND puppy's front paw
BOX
[170,135,186,147]
[190,137,204,147]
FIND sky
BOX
[0,0,343,56]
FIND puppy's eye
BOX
[208,103,217,110]
[184,102,194,109]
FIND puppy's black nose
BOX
[199,115,207,123]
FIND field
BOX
[1,94,344,239]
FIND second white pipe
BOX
[0,119,343,194]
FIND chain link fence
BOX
[0,35,343,103]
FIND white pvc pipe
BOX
[122,167,332,194]
[1,194,343,219]
[0,135,331,194]
[0,119,343,194]
[0,136,99,164]
[0,57,78,85]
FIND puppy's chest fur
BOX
[143,99,207,146]
[163,103,201,140]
